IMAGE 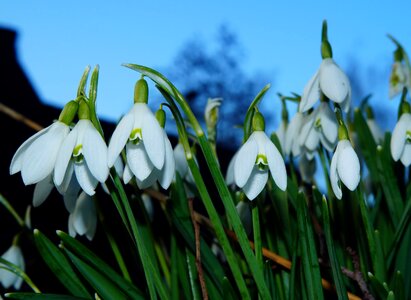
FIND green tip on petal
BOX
[155,108,166,128]
[78,99,91,120]
[134,77,149,104]
[58,100,79,125]
[252,111,265,132]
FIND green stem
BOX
[124,63,272,299]
[0,193,24,227]
[155,242,171,287]
[252,202,263,271]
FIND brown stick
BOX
[0,102,44,131]
[189,199,208,300]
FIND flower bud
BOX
[252,111,265,132]
[58,100,79,125]
[134,77,149,104]
[78,99,90,120]
[155,108,166,128]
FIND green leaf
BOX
[57,231,144,299]
[368,272,389,299]
[76,66,90,98]
[5,293,88,300]
[33,229,91,299]
[322,196,348,300]
[296,193,324,300]
[0,258,40,293]
[243,83,271,141]
[64,249,129,300]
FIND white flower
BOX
[276,120,287,152]
[174,143,195,184]
[299,102,338,154]
[10,121,70,185]
[298,155,316,183]
[330,139,360,199]
[234,131,287,200]
[0,245,25,289]
[107,103,168,184]
[204,98,222,128]
[123,130,175,190]
[366,119,384,144]
[54,119,109,196]
[68,192,97,241]
[300,58,351,113]
[284,112,304,157]
[225,151,237,186]
[389,62,410,99]
[390,113,411,166]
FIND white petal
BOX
[400,143,411,167]
[82,121,109,182]
[266,139,287,191]
[113,157,124,176]
[234,135,258,188]
[319,58,350,103]
[285,113,304,156]
[73,192,97,240]
[276,121,287,151]
[337,140,360,191]
[391,114,411,161]
[142,110,165,170]
[304,129,320,151]
[320,134,336,152]
[107,112,134,167]
[299,111,317,148]
[158,134,175,189]
[68,214,77,238]
[10,124,52,175]
[319,103,338,145]
[63,176,81,213]
[242,166,269,200]
[21,123,69,185]
[225,152,237,185]
[174,143,188,177]
[74,162,98,196]
[56,161,74,194]
[123,164,133,184]
[126,142,154,181]
[330,146,342,199]
[341,85,351,113]
[33,175,54,207]
[136,171,158,189]
[300,69,320,112]
[54,127,78,186]
[0,246,24,289]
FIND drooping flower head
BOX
[391,100,411,166]
[10,100,78,185]
[388,36,411,99]
[300,21,351,113]
[108,78,174,189]
[68,192,97,241]
[54,100,109,196]
[0,244,25,290]
[234,111,287,200]
[330,112,360,199]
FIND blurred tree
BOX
[169,25,271,147]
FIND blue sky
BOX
[1,1,410,134]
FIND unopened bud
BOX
[58,100,79,125]
[134,77,149,104]
[155,108,166,128]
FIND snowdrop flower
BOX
[284,112,304,157]
[54,103,109,196]
[390,112,411,166]
[68,192,97,241]
[174,143,195,185]
[389,61,410,99]
[300,58,351,113]
[0,245,25,289]
[204,97,222,130]
[10,101,78,185]
[234,112,287,200]
[330,133,360,200]
[123,129,175,190]
[276,120,287,153]
[108,79,171,187]
[225,151,237,186]
[299,102,338,155]
[298,155,317,183]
